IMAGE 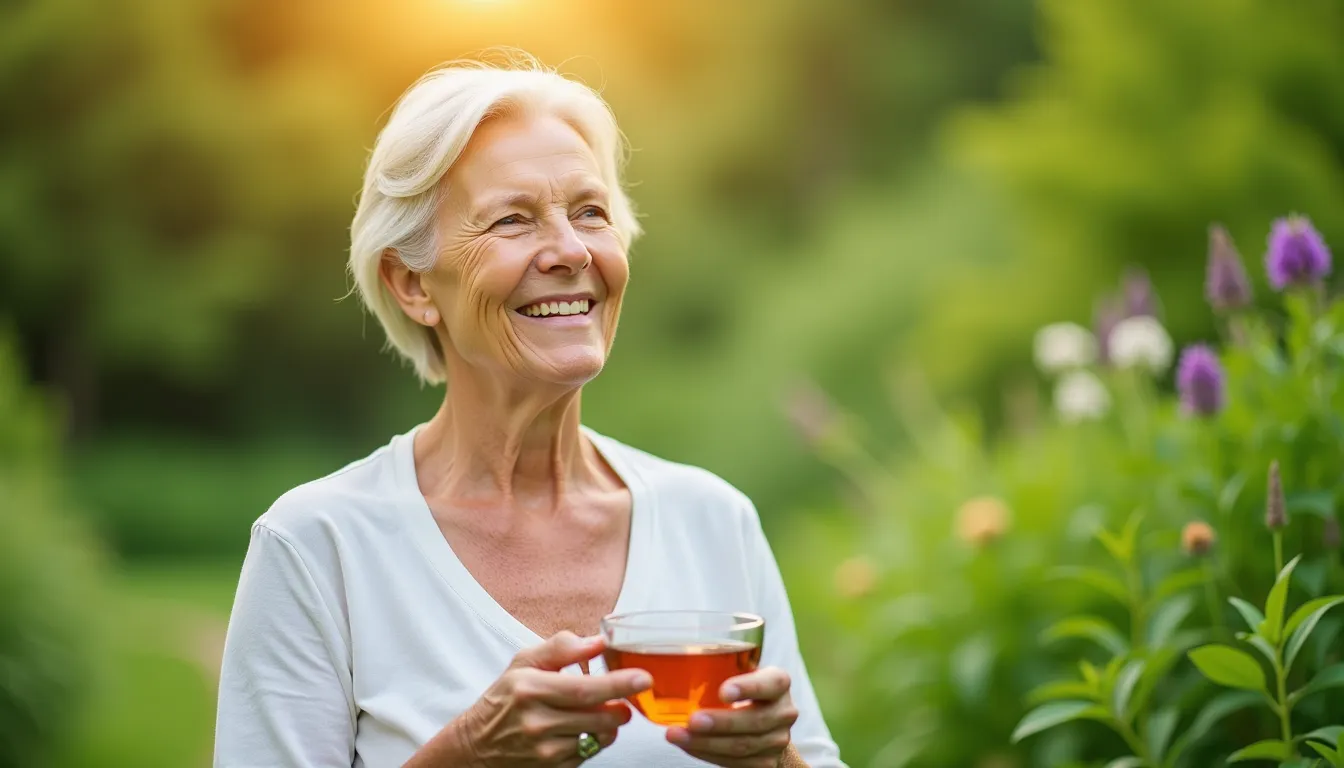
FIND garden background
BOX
[4,0,1344,766]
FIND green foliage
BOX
[783,215,1344,767]
[936,0,1344,416]
[0,334,104,768]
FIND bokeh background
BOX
[3,0,1343,765]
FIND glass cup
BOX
[600,610,764,727]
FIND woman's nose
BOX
[535,218,592,274]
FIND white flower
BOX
[1033,322,1097,373]
[1054,370,1111,423]
[1108,315,1173,373]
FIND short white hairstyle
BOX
[348,50,642,383]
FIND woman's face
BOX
[421,111,629,388]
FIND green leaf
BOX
[1165,690,1263,763]
[1288,490,1335,519]
[1237,631,1279,669]
[1264,555,1304,645]
[1146,706,1180,762]
[1117,511,1144,560]
[1286,597,1344,673]
[1296,558,1331,598]
[1097,528,1130,564]
[1148,594,1195,648]
[1028,679,1098,705]
[1300,726,1344,746]
[1010,701,1107,743]
[1042,616,1129,656]
[1103,758,1144,768]
[1306,741,1341,764]
[1313,618,1344,670]
[1227,739,1291,762]
[1128,639,1189,722]
[1290,664,1344,707]
[1112,659,1145,720]
[1050,566,1131,605]
[1230,597,1267,632]
[1287,597,1344,638]
[950,634,997,705]
[1080,660,1101,687]
[1151,568,1208,606]
[1102,654,1126,685]
[1219,472,1248,515]
[1189,645,1267,692]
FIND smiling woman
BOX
[214,50,845,768]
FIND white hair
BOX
[348,50,642,383]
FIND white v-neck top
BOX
[214,426,845,767]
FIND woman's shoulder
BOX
[584,427,759,520]
[253,431,408,544]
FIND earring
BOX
[423,308,440,326]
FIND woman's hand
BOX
[417,631,651,767]
[664,667,803,768]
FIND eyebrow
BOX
[473,192,541,220]
[471,184,610,221]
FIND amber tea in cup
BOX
[600,610,764,727]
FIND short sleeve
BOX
[739,497,848,768]
[215,524,356,767]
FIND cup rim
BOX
[600,609,764,632]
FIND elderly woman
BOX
[215,53,844,768]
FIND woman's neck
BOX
[412,368,607,511]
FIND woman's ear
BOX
[378,249,438,326]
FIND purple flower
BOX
[1206,224,1253,312]
[1123,267,1160,318]
[1266,215,1331,290]
[1175,344,1225,416]
[1266,460,1287,531]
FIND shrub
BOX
[783,216,1344,767]
[0,333,103,768]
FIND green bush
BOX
[0,334,103,768]
[70,432,354,560]
[783,218,1344,767]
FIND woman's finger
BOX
[666,727,792,762]
[529,668,652,708]
[525,701,632,739]
[685,699,798,735]
[554,727,620,767]
[721,667,791,703]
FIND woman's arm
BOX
[215,524,357,767]
[739,496,846,768]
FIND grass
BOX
[53,558,239,768]
[115,558,241,616]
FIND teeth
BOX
[521,299,591,317]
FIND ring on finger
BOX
[577,732,603,760]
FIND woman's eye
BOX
[578,206,609,221]
[492,215,522,228]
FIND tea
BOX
[603,641,761,727]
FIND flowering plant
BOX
[781,216,1344,767]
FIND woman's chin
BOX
[521,350,607,388]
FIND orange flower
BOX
[955,496,1011,547]
[833,555,879,599]
[1181,520,1217,557]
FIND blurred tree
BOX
[0,329,102,767]
[0,0,365,436]
[3,0,1044,548]
[937,0,1344,401]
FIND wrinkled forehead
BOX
[443,112,607,209]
